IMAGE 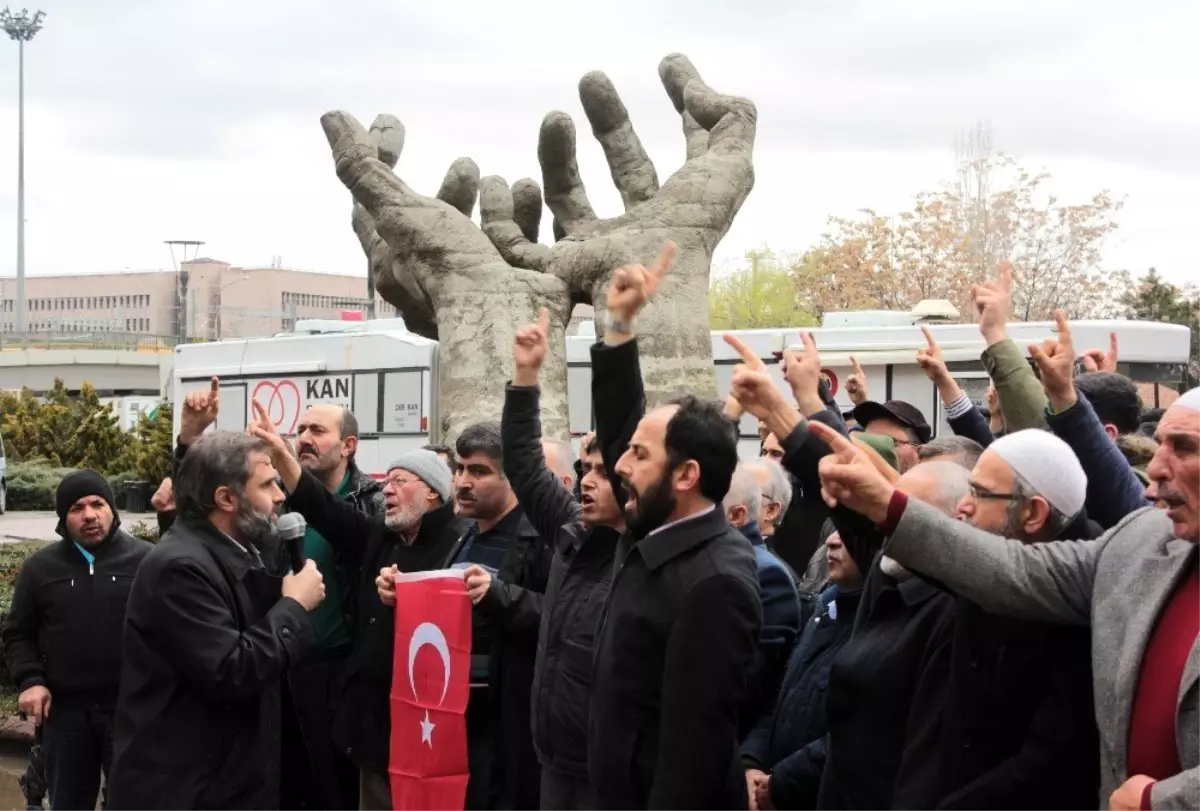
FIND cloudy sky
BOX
[0,0,1196,289]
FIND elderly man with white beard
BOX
[256,408,468,811]
[814,382,1200,811]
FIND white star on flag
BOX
[420,710,436,747]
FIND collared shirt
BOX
[645,504,716,538]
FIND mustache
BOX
[455,490,475,501]
[298,444,319,456]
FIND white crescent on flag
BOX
[407,621,453,706]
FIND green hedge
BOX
[5,460,152,512]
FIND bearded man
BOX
[108,431,326,810]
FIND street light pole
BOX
[2,7,45,335]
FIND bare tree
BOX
[323,54,757,441]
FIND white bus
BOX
[168,315,1192,472]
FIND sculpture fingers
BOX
[578,71,659,210]
[436,158,480,218]
[538,111,598,234]
[511,179,543,244]
[321,111,500,265]
[368,114,405,168]
[658,53,709,159]
[682,79,757,159]
[350,203,437,338]
[480,175,550,271]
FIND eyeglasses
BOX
[967,483,1022,502]
[384,474,421,489]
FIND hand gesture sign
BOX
[513,307,551,384]
[726,333,786,422]
[1028,310,1078,411]
[180,376,220,445]
[1081,331,1119,373]
[810,421,896,524]
[845,356,868,406]
[916,326,949,382]
[249,400,289,457]
[781,332,824,415]
[971,261,1013,346]
[605,242,677,326]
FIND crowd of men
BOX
[2,242,1196,811]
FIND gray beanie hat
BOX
[388,449,453,501]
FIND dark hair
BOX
[582,435,599,455]
[1076,372,1141,435]
[455,422,504,473]
[663,395,739,504]
[175,431,269,519]
[339,407,359,440]
[422,443,457,473]
[918,435,984,469]
[1139,407,1165,424]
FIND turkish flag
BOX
[390,570,472,810]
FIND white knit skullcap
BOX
[987,429,1087,518]
[1173,388,1200,413]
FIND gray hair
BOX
[542,438,576,488]
[725,463,763,523]
[918,435,984,469]
[913,461,972,516]
[1008,475,1072,537]
[175,431,270,520]
[747,460,793,515]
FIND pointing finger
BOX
[801,331,818,355]
[210,376,220,396]
[536,307,550,337]
[649,241,677,283]
[808,421,856,456]
[850,355,864,377]
[1109,331,1119,358]
[723,332,760,366]
[997,261,1013,290]
[1053,310,1074,348]
[920,326,937,350]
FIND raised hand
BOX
[324,54,757,441]
[971,261,1013,346]
[811,421,896,523]
[513,308,551,386]
[605,242,677,327]
[1029,310,1078,412]
[249,400,303,491]
[781,332,824,416]
[916,326,967,406]
[845,356,868,406]
[726,334,790,425]
[1081,331,1119,373]
[180,376,220,445]
[916,327,948,382]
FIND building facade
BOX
[2,259,596,341]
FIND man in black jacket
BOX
[2,470,152,811]
[108,431,325,810]
[249,402,466,810]
[504,309,625,809]
[453,421,551,810]
[587,244,762,809]
[287,403,385,811]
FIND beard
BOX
[624,475,678,541]
[385,499,425,535]
[298,443,339,477]
[234,500,280,550]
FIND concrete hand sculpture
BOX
[322,53,756,441]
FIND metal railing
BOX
[0,330,181,352]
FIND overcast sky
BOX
[0,0,1196,290]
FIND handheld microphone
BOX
[276,513,307,574]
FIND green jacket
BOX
[982,338,1048,433]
